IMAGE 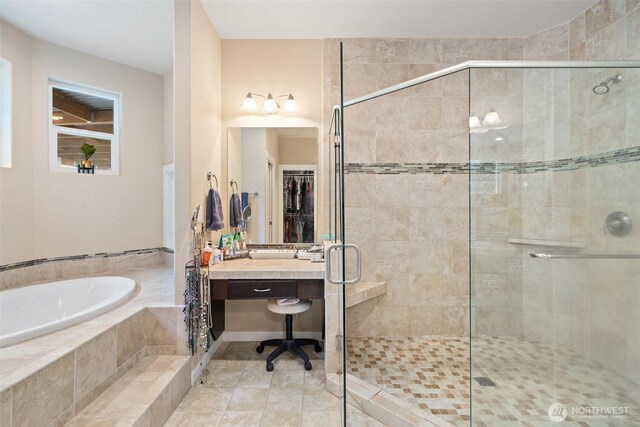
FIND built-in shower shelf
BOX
[346,281,387,308]
[507,238,586,248]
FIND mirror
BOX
[227,127,318,244]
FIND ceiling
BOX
[1,0,596,75]
[0,0,174,75]
[202,0,596,39]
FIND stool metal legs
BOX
[256,314,322,371]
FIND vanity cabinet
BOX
[207,259,325,341]
[211,279,324,300]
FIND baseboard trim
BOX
[222,331,323,342]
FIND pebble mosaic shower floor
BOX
[347,336,640,426]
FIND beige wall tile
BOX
[585,0,628,37]
[442,38,476,63]
[569,13,587,46]
[409,64,443,97]
[75,327,117,401]
[342,38,376,64]
[145,307,179,347]
[407,130,444,163]
[442,96,469,130]
[476,38,509,60]
[376,63,410,93]
[409,207,443,241]
[407,39,444,63]
[585,18,627,59]
[442,306,468,336]
[343,129,376,163]
[0,387,11,427]
[407,174,443,208]
[375,130,412,163]
[507,38,523,60]
[375,175,408,207]
[375,39,408,63]
[407,273,442,307]
[343,63,377,99]
[116,310,145,367]
[12,352,74,427]
[627,7,640,58]
[523,24,569,60]
[409,97,442,130]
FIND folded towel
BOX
[206,188,224,231]
[277,299,300,306]
[230,193,242,228]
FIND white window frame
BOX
[0,58,11,168]
[48,79,121,175]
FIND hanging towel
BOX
[206,188,224,231]
[230,193,242,228]
[241,192,249,211]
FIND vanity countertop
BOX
[208,258,324,280]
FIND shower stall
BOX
[328,51,640,426]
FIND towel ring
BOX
[207,172,218,189]
[230,179,239,194]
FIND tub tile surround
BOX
[0,266,189,427]
[0,247,173,291]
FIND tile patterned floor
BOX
[165,341,386,427]
[347,336,640,426]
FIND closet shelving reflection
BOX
[282,170,315,243]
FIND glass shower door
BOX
[469,65,640,426]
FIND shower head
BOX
[592,74,623,95]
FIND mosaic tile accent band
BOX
[0,247,174,272]
[345,145,640,175]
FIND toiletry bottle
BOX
[202,241,213,266]
[213,248,223,264]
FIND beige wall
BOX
[0,21,34,265]
[279,137,317,164]
[164,69,174,165]
[221,39,323,237]
[173,0,222,305]
[0,20,164,265]
[220,40,324,334]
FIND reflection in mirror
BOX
[227,127,318,244]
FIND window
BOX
[0,58,11,168]
[49,80,121,174]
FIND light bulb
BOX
[263,93,279,114]
[283,95,298,113]
[241,93,257,112]
[482,109,501,125]
[469,115,481,128]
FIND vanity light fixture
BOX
[240,92,298,114]
[482,108,501,125]
[469,108,504,134]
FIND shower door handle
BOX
[324,244,361,285]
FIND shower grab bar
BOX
[529,251,640,260]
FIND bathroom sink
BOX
[249,249,297,259]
